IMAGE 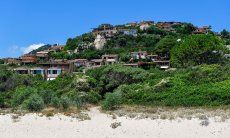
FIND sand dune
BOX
[0,107,230,138]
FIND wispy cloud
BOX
[20,43,45,54]
[8,45,20,54]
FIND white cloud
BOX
[8,45,20,54]
[20,43,45,54]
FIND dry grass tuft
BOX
[111,122,121,129]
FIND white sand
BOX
[0,107,230,138]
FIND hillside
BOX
[0,21,230,112]
[49,21,229,61]
[28,44,52,55]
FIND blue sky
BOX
[0,0,229,58]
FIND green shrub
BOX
[23,93,44,111]
[12,87,37,107]
[60,96,71,110]
[85,91,102,104]
[39,90,55,105]
[51,96,61,108]
[87,65,150,93]
[101,92,123,110]
[0,94,4,108]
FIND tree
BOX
[0,59,4,64]
[23,93,44,111]
[172,23,196,34]
[220,29,230,39]
[171,34,225,67]
[65,33,95,51]
[101,92,122,110]
[137,34,161,47]
[145,25,167,36]
[155,35,178,56]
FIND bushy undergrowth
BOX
[0,67,101,111]
[86,65,150,94]
[102,64,230,108]
[101,92,123,110]
[0,63,230,111]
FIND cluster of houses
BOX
[1,21,215,80]
[92,21,211,38]
[92,21,211,50]
[3,48,170,80]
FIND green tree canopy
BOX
[0,59,4,64]
[172,23,196,35]
[65,33,95,51]
[220,29,230,39]
[155,35,178,56]
[171,34,225,67]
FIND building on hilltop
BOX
[21,54,37,65]
[36,50,50,60]
[139,21,155,31]
[156,22,183,32]
[48,45,64,52]
[193,26,211,34]
[92,24,117,38]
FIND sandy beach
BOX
[0,107,230,138]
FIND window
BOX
[52,70,58,74]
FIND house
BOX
[36,50,50,60]
[30,68,45,76]
[147,55,159,61]
[131,51,148,60]
[156,22,173,31]
[102,54,119,65]
[153,60,170,69]
[21,54,37,65]
[119,29,138,36]
[38,60,74,73]
[89,59,104,68]
[48,45,64,52]
[47,67,62,80]
[4,58,22,65]
[14,67,30,74]
[71,59,89,67]
[38,60,74,80]
[139,21,154,30]
[156,22,182,32]
[193,26,211,34]
[92,24,117,38]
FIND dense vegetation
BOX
[0,66,101,111]
[0,22,230,111]
[171,34,226,67]
[0,62,229,111]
